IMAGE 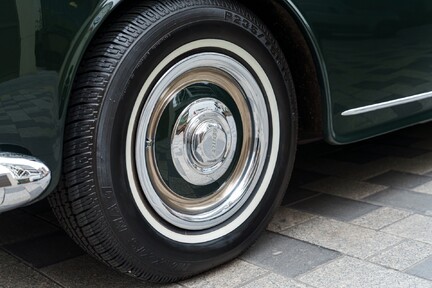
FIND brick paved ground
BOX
[1,123,432,287]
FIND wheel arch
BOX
[29,0,125,200]
[60,0,332,146]
[237,0,331,143]
[47,0,330,199]
[58,0,124,114]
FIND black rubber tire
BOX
[49,0,297,283]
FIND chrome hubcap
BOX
[171,98,237,186]
[133,52,269,230]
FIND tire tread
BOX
[48,0,291,283]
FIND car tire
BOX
[49,0,297,283]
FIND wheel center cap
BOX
[192,121,227,166]
[171,98,237,186]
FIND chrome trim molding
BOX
[0,153,51,213]
[341,91,432,116]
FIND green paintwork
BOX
[2,0,432,201]
[284,0,432,144]
[0,0,121,197]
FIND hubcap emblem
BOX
[192,120,227,166]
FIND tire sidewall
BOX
[94,3,296,273]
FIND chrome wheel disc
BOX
[134,52,269,230]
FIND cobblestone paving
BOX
[1,123,432,287]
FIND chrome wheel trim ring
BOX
[126,40,280,243]
[135,53,266,230]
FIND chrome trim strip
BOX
[0,153,51,213]
[341,91,432,116]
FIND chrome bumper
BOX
[0,153,51,213]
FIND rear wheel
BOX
[49,0,297,283]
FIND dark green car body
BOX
[0,0,119,195]
[1,0,432,200]
[291,0,432,143]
